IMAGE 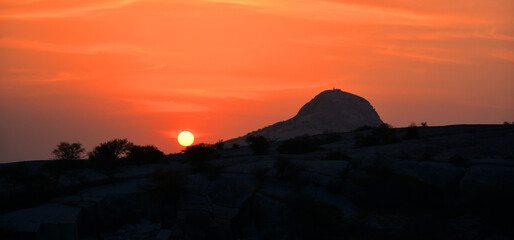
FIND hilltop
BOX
[226,89,383,146]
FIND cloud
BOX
[0,0,144,19]
[375,46,471,64]
[126,99,209,113]
[159,81,327,100]
[33,72,80,82]
[200,0,448,26]
[387,30,514,41]
[0,38,153,55]
[490,50,514,62]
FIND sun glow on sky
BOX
[0,0,513,162]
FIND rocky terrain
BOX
[226,89,383,146]
[1,124,514,240]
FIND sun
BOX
[178,131,194,147]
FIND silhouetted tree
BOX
[183,143,216,170]
[421,122,428,127]
[246,135,271,155]
[127,145,164,164]
[215,139,225,150]
[52,142,85,160]
[88,138,134,162]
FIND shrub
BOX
[421,122,428,127]
[277,135,322,154]
[126,145,164,164]
[52,142,85,160]
[231,143,240,149]
[246,135,271,155]
[404,123,419,140]
[183,143,216,170]
[214,140,225,150]
[354,123,399,147]
[88,138,133,161]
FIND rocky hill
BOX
[226,89,383,146]
[1,124,514,240]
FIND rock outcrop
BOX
[1,124,513,239]
[227,89,383,145]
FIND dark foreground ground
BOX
[1,124,514,240]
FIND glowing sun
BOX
[178,131,194,147]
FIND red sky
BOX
[1,0,513,162]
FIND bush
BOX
[88,138,133,161]
[404,123,419,140]
[183,143,216,170]
[354,123,399,147]
[88,139,134,169]
[277,135,322,154]
[246,135,271,155]
[214,140,225,150]
[126,145,164,164]
[231,143,240,149]
[421,122,428,127]
[52,142,85,160]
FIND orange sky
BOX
[1,0,513,162]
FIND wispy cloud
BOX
[126,98,209,113]
[388,30,514,41]
[32,72,80,82]
[375,46,471,64]
[201,0,448,26]
[0,0,144,19]
[490,50,514,62]
[0,38,153,55]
